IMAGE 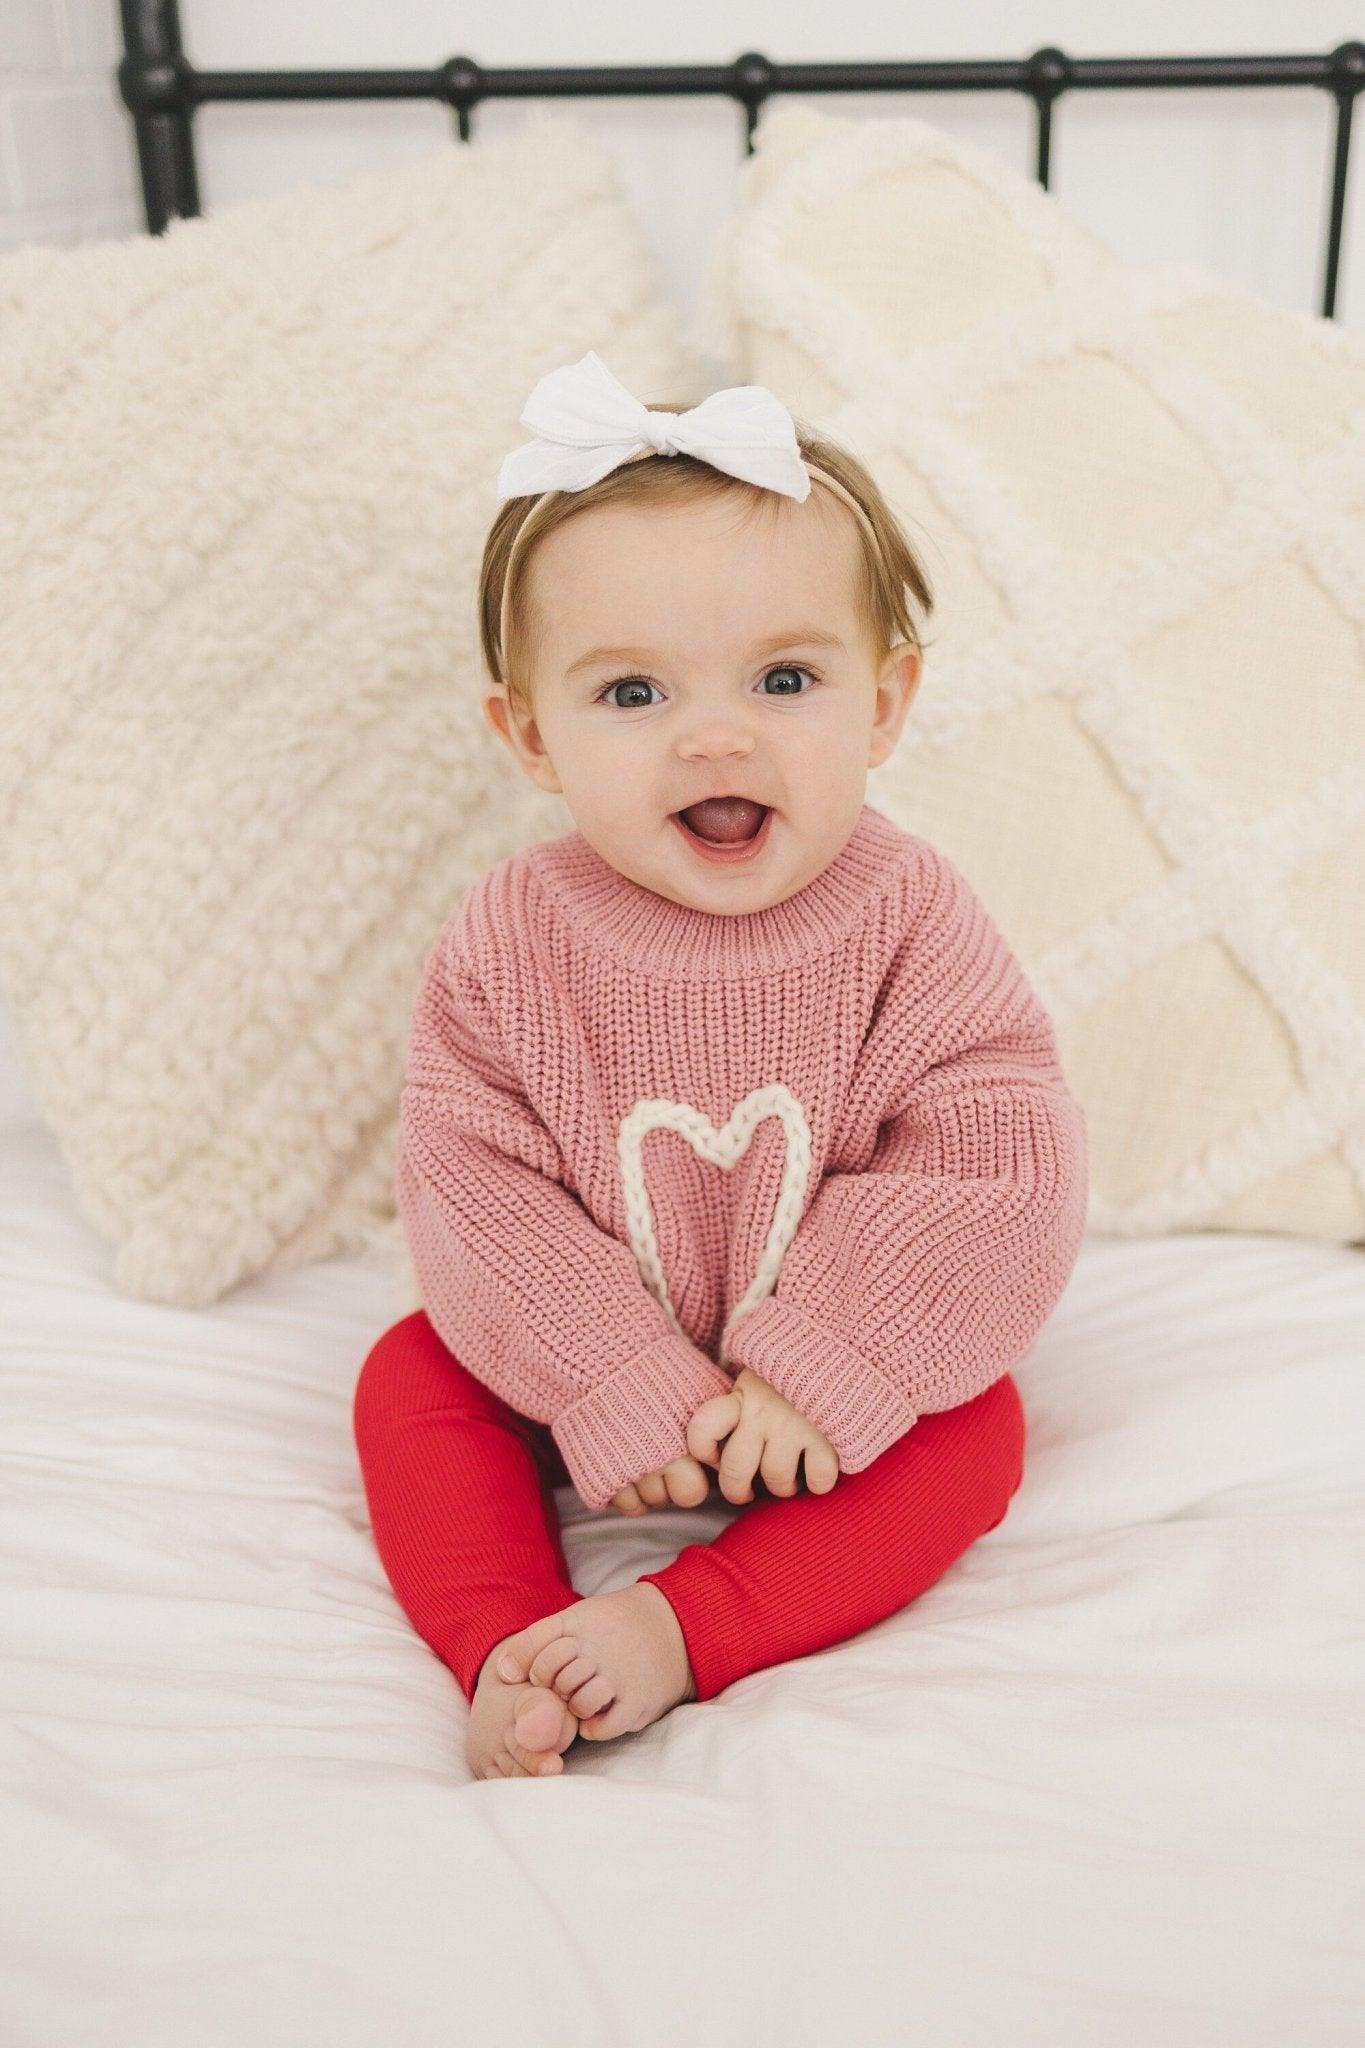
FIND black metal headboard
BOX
[117,0,1363,320]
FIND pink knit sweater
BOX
[396,802,1089,1511]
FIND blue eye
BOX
[760,664,816,696]
[593,664,819,708]
[595,675,661,709]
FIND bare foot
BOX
[492,1583,697,1743]
[465,1630,583,1780]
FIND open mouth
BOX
[671,800,774,863]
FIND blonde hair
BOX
[478,401,938,716]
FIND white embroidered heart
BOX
[617,1084,813,1363]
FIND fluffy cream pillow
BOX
[0,113,705,1307]
[694,104,1365,1245]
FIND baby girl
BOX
[353,350,1089,1781]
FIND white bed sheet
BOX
[2,1070,1363,2048]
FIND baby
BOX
[353,350,1089,1781]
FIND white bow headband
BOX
[493,349,880,688]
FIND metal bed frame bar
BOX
[117,0,1364,319]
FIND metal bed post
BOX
[117,0,199,232]
[116,1,1363,319]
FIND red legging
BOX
[352,1309,1027,1705]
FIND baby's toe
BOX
[564,1673,615,1719]
[513,1688,573,1754]
[578,1701,630,1743]
[494,1607,580,1683]
[545,1654,600,1705]
[503,1734,564,1777]
[527,1637,585,1691]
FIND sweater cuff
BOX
[551,1334,736,1511]
[721,1296,918,1474]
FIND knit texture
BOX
[396,803,1089,1510]
[694,104,1365,1246]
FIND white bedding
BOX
[3,1050,1363,2047]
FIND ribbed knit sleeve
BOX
[396,922,735,1511]
[720,853,1089,1474]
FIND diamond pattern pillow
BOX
[693,104,1365,1244]
[0,113,704,1306]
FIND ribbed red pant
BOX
[352,1308,1027,1705]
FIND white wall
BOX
[1,0,1361,334]
[0,0,141,249]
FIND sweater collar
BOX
[524,802,908,979]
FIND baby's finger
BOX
[635,1470,668,1507]
[687,1393,740,1468]
[759,1434,802,1499]
[717,1413,766,1505]
[611,1484,647,1515]
[802,1438,840,1496]
[663,1456,710,1508]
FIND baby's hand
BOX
[609,1453,711,1516]
[687,1367,840,1505]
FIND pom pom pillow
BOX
[0,113,704,1307]
[694,104,1365,1245]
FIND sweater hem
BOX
[721,1296,919,1473]
[551,1333,736,1509]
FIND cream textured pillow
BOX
[693,104,1365,1245]
[0,113,705,1307]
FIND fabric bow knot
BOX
[495,349,813,503]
